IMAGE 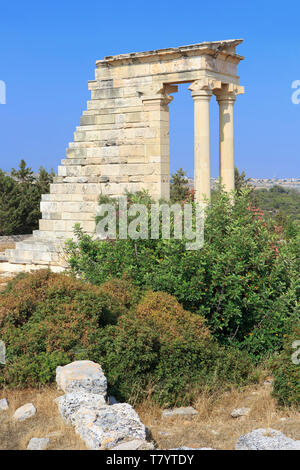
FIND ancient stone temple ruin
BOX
[1,40,244,272]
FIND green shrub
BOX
[94,291,256,406]
[66,189,299,360]
[99,276,142,311]
[271,321,300,408]
[0,272,256,405]
[0,270,126,387]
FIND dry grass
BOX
[137,382,300,450]
[0,386,87,450]
[0,275,15,292]
[0,382,299,450]
[0,243,15,252]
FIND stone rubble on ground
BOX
[55,360,152,450]
[162,407,198,418]
[235,428,300,450]
[231,407,251,418]
[73,404,147,450]
[55,392,106,425]
[13,403,36,422]
[0,398,9,411]
[56,360,107,395]
[27,437,50,450]
[111,439,155,450]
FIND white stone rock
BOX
[13,403,36,422]
[56,360,107,395]
[236,428,300,450]
[231,407,251,418]
[162,406,198,418]
[74,403,146,450]
[111,440,155,450]
[55,392,107,425]
[0,398,9,411]
[27,438,50,450]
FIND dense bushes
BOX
[1,184,299,409]
[271,321,300,407]
[93,291,256,406]
[66,189,299,361]
[0,271,256,406]
[0,270,126,386]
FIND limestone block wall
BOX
[3,40,244,270]
[39,40,244,239]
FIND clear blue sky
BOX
[0,0,299,178]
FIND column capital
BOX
[215,83,244,103]
[189,78,222,99]
[138,83,178,105]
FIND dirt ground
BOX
[0,382,299,450]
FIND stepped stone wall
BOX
[2,40,244,270]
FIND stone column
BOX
[189,79,221,205]
[140,84,178,200]
[216,84,244,194]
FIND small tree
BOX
[0,160,54,235]
[170,168,190,202]
[234,167,253,194]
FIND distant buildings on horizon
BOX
[4,171,300,192]
[185,177,300,192]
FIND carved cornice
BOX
[96,40,244,67]
[215,83,244,103]
[138,83,178,104]
[189,78,222,99]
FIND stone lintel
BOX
[96,40,244,68]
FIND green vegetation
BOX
[0,271,256,405]
[0,163,299,409]
[0,271,128,387]
[272,321,300,407]
[0,159,54,235]
[96,291,256,406]
[170,167,191,202]
[66,188,299,363]
[253,185,300,225]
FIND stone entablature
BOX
[3,40,244,269]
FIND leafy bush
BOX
[0,272,256,405]
[66,189,299,359]
[94,291,256,406]
[271,321,300,408]
[0,270,126,386]
[99,276,142,311]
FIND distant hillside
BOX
[253,185,300,223]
